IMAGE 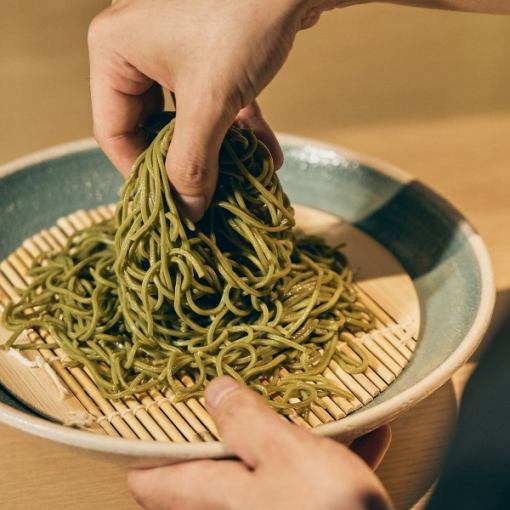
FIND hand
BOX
[128,377,393,510]
[88,0,326,221]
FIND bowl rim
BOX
[0,135,495,459]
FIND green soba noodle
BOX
[2,114,374,415]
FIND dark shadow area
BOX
[378,288,510,509]
[427,290,510,510]
[355,180,467,280]
[0,382,36,415]
[377,379,458,510]
[471,287,510,361]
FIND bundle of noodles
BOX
[2,113,375,415]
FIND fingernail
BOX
[178,195,207,222]
[205,377,239,409]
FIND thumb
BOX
[166,92,234,222]
[205,376,306,469]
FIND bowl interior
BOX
[279,140,489,413]
[0,137,493,452]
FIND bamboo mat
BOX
[0,204,419,442]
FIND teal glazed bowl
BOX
[0,136,494,464]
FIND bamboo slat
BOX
[0,205,420,442]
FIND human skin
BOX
[88,0,509,221]
[128,376,393,510]
[88,1,509,508]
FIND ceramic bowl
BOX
[0,136,494,465]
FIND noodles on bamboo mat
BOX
[0,115,419,441]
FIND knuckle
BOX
[216,82,254,117]
[191,81,243,121]
[170,158,210,191]
[91,124,118,155]
[92,123,105,144]
[216,387,257,422]
[87,8,114,49]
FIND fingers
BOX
[90,9,281,220]
[350,425,392,471]
[168,98,283,221]
[128,459,250,510]
[235,101,284,169]
[166,90,236,222]
[88,11,164,177]
[205,376,306,468]
[91,82,164,176]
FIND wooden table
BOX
[1,2,510,509]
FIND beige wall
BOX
[265,4,510,131]
[1,1,509,162]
